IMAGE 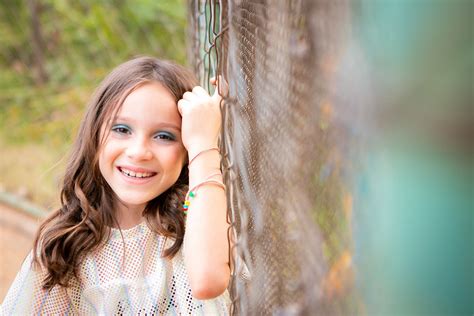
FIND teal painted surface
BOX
[351,0,473,314]
[355,144,472,315]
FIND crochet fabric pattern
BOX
[1,221,230,315]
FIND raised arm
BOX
[177,80,230,300]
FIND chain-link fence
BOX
[188,1,359,314]
[188,1,474,315]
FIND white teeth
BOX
[120,168,154,178]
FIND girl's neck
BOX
[114,202,146,229]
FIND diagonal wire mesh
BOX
[188,0,359,314]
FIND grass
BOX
[0,137,69,211]
[0,76,89,211]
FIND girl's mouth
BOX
[118,167,157,179]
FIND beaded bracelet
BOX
[183,173,225,214]
[188,147,220,168]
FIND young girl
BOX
[1,56,231,315]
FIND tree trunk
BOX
[28,0,48,84]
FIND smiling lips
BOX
[118,166,157,179]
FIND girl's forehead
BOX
[109,82,180,125]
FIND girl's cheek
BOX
[172,145,187,166]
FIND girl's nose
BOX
[125,138,153,161]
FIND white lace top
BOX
[1,221,231,315]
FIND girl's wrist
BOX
[186,140,219,159]
[188,153,221,172]
[188,147,219,167]
[187,151,222,188]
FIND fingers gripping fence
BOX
[188,1,356,314]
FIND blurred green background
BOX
[0,0,187,209]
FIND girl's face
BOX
[98,82,186,213]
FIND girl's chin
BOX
[110,187,169,211]
[115,196,155,211]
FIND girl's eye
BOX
[154,132,175,141]
[111,125,131,134]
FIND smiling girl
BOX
[1,57,231,314]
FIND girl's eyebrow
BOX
[115,116,181,131]
[156,123,181,132]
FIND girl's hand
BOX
[177,78,224,158]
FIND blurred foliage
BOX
[0,0,187,206]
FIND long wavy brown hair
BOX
[33,56,197,290]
